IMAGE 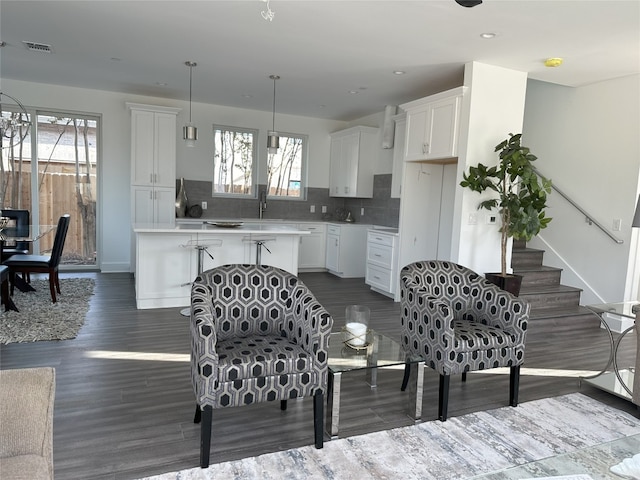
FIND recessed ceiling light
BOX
[393,70,406,75]
[480,32,496,39]
[348,90,358,94]
[155,82,167,87]
[242,94,253,99]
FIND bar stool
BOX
[180,239,222,317]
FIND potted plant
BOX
[460,133,552,295]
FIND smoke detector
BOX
[22,41,53,53]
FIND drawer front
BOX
[299,224,326,233]
[367,231,395,247]
[366,263,393,292]
[327,225,341,236]
[367,243,393,268]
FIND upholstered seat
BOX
[400,260,530,421]
[191,264,333,468]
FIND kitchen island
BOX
[133,222,308,309]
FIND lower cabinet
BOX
[325,223,371,278]
[298,223,327,271]
[365,229,399,298]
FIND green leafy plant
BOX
[460,133,552,276]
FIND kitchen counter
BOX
[133,222,309,309]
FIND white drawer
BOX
[327,225,341,236]
[299,224,326,233]
[367,243,393,268]
[367,230,395,246]
[366,263,393,292]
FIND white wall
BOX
[523,75,640,304]
[452,62,528,274]
[1,78,346,272]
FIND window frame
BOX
[212,124,258,198]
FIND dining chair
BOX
[4,214,71,303]
[0,209,30,262]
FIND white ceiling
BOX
[1,0,639,122]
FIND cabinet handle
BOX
[374,254,382,257]
[149,191,153,200]
[374,275,381,280]
[150,173,153,183]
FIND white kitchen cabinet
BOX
[365,229,399,298]
[298,223,327,271]
[403,87,465,162]
[325,223,371,278]
[390,115,406,199]
[127,103,181,223]
[329,126,379,198]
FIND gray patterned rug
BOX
[0,277,94,344]
[139,393,640,480]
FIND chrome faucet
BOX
[259,190,267,219]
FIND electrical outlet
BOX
[361,207,365,216]
[613,218,622,231]
[310,205,315,213]
[201,201,207,210]
[321,205,327,213]
[487,214,497,225]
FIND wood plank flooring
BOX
[0,272,637,479]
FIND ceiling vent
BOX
[22,41,53,53]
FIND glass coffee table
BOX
[326,330,425,438]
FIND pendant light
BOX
[183,61,198,147]
[267,74,280,155]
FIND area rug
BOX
[138,393,640,480]
[0,278,95,344]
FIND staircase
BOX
[511,239,595,327]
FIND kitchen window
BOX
[212,125,257,196]
[267,132,307,199]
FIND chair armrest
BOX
[283,282,333,373]
[190,282,219,405]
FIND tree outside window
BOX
[267,133,307,199]
[213,125,257,196]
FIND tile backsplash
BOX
[179,174,399,228]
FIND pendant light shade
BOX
[183,61,198,147]
[268,75,280,155]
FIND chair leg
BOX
[1,276,9,312]
[281,400,287,411]
[9,271,15,296]
[313,390,324,449]
[193,404,201,423]
[200,405,213,468]
[54,271,61,294]
[509,365,520,407]
[439,374,450,422]
[462,372,467,382]
[48,274,57,303]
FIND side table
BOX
[326,331,425,438]
[582,302,637,402]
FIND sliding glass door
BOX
[1,106,99,267]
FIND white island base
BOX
[134,222,308,309]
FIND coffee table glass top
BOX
[327,331,422,373]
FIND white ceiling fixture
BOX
[267,74,280,155]
[183,61,197,148]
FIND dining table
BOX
[1,224,57,311]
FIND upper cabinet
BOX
[329,126,379,198]
[390,114,406,199]
[128,104,180,188]
[402,87,466,163]
[127,103,181,224]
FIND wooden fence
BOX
[3,170,97,265]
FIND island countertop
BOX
[133,222,309,235]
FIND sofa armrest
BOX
[0,367,55,480]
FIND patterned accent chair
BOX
[400,260,530,421]
[190,264,333,468]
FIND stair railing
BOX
[533,167,623,244]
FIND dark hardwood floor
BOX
[0,271,637,479]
